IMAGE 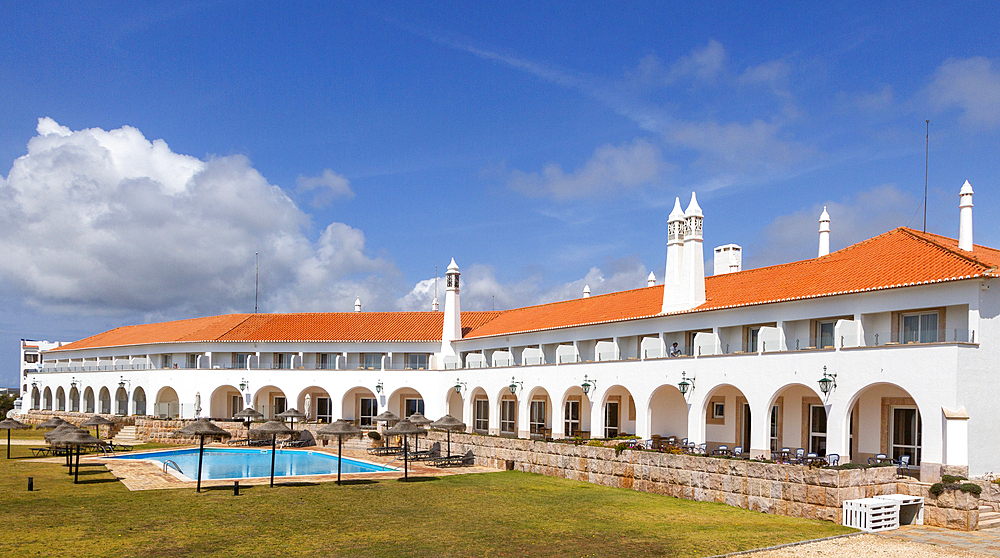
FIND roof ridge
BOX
[481,284,660,316]
[897,227,992,270]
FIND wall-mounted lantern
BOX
[818,366,837,396]
[581,374,596,395]
[508,377,523,394]
[678,371,695,396]
[375,380,383,394]
[453,379,467,394]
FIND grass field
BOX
[0,442,852,557]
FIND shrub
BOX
[367,431,381,441]
[960,483,983,495]
[929,483,945,496]
[587,440,605,448]
[943,474,968,483]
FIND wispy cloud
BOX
[920,57,1000,129]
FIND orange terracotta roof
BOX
[464,227,998,338]
[53,311,502,351]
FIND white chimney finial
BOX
[647,271,656,287]
[818,206,831,257]
[959,180,974,251]
[582,285,591,298]
[354,296,361,312]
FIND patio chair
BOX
[732,446,750,460]
[712,444,729,456]
[826,453,840,466]
[696,442,707,455]
[897,455,916,478]
[794,448,805,464]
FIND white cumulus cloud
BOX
[0,118,394,316]
[508,139,668,200]
[296,168,355,207]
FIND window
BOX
[316,397,332,423]
[363,353,382,370]
[318,353,334,370]
[529,400,546,435]
[564,400,580,437]
[747,327,761,352]
[24,353,38,363]
[891,407,921,464]
[809,405,827,456]
[231,395,243,417]
[500,399,516,434]
[474,399,489,432]
[162,354,173,369]
[817,321,836,349]
[902,312,938,344]
[405,354,428,370]
[769,405,779,451]
[234,353,251,369]
[187,354,198,369]
[604,402,620,438]
[713,402,725,419]
[273,353,289,369]
[404,398,424,418]
[272,396,287,416]
[360,397,377,427]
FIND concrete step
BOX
[112,425,142,445]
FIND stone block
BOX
[815,469,838,488]
[747,461,765,479]
[924,506,946,528]
[806,484,825,506]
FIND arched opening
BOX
[526,386,552,439]
[155,387,180,418]
[559,385,591,438]
[132,387,147,415]
[387,387,424,420]
[297,386,332,423]
[98,387,111,414]
[445,386,464,423]
[210,385,244,419]
[846,383,923,465]
[468,387,489,434]
[701,384,751,453]
[495,386,518,437]
[31,386,40,410]
[43,387,52,411]
[115,387,129,415]
[55,387,66,411]
[647,384,688,440]
[600,385,637,438]
[341,387,378,428]
[69,386,80,412]
[766,383,826,456]
[252,385,287,419]
[83,387,95,414]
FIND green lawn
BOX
[0,443,851,557]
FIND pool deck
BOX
[45,444,496,491]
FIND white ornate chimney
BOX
[682,193,706,306]
[440,259,462,363]
[582,285,591,298]
[647,272,656,287]
[818,206,831,257]
[354,297,361,312]
[959,180,974,251]
[661,198,686,312]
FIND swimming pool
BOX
[113,448,394,481]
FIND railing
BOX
[163,460,183,474]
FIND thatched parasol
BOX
[45,423,84,469]
[0,417,28,459]
[384,419,426,481]
[276,408,306,430]
[255,420,292,488]
[79,415,115,441]
[316,420,362,485]
[37,416,68,429]
[172,419,232,492]
[406,412,432,451]
[53,429,101,483]
[234,407,264,444]
[429,414,467,458]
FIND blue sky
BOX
[1,2,998,388]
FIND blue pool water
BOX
[113,448,393,480]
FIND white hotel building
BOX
[19,182,998,481]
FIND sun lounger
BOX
[367,445,403,456]
[432,450,474,468]
[408,443,441,461]
[30,447,52,457]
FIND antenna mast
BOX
[254,251,259,314]
[923,119,929,232]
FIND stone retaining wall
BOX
[426,431,979,531]
[21,410,130,439]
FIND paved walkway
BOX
[878,525,1000,556]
